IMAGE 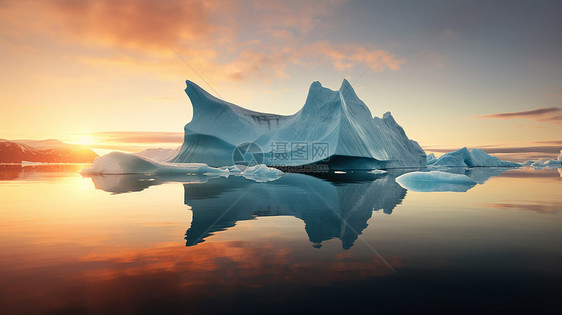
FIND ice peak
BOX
[173,77,427,168]
[339,78,353,91]
[310,81,323,89]
[382,111,393,119]
[184,79,207,97]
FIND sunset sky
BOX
[1,0,561,160]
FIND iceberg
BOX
[81,151,228,175]
[426,153,437,164]
[134,147,180,162]
[529,159,562,169]
[395,171,477,192]
[430,147,520,167]
[81,151,283,182]
[521,160,534,167]
[170,79,426,170]
[431,154,467,167]
[522,151,562,169]
[238,164,283,182]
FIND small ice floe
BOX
[81,151,282,183]
[395,171,477,192]
[239,164,283,183]
[527,159,562,169]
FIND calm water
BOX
[0,165,561,314]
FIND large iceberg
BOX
[428,147,520,168]
[170,79,426,170]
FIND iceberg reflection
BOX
[183,172,406,249]
[395,167,518,192]
[89,173,224,194]
[85,167,524,248]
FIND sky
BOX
[0,0,561,160]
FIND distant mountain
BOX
[0,139,98,163]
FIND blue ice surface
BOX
[170,79,427,169]
[528,159,562,169]
[429,147,520,167]
[395,171,477,192]
[80,151,282,183]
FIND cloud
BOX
[0,0,404,83]
[20,0,219,51]
[533,140,562,145]
[221,42,406,81]
[416,49,448,69]
[476,107,562,124]
[475,146,560,154]
[303,41,406,72]
[439,28,460,39]
[75,40,405,84]
[250,0,346,35]
[89,131,183,144]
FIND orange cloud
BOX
[90,131,183,144]
[251,0,346,35]
[1,0,219,51]
[0,0,404,84]
[221,49,292,81]
[305,41,406,72]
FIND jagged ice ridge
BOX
[170,79,427,169]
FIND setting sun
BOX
[79,137,91,146]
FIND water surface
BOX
[0,165,561,314]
